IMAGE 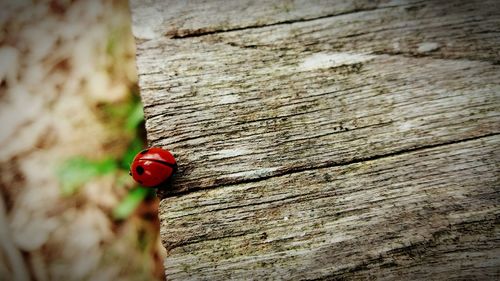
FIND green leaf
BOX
[106,31,119,56]
[57,157,117,195]
[125,101,144,131]
[93,158,118,174]
[121,137,144,169]
[103,102,131,119]
[112,187,152,220]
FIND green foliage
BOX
[106,29,119,56]
[121,137,144,169]
[58,157,117,195]
[112,187,153,220]
[57,92,148,219]
[125,101,144,132]
[102,94,143,132]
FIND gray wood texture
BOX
[130,0,500,279]
[130,0,424,39]
[161,136,499,280]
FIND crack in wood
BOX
[167,4,404,39]
[171,0,441,40]
[159,133,499,279]
[159,132,500,198]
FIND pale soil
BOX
[0,1,165,280]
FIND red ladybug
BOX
[129,147,177,187]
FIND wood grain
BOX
[129,0,424,40]
[160,135,500,280]
[137,37,500,195]
[129,0,500,279]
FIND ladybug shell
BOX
[130,148,177,187]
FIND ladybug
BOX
[129,147,177,187]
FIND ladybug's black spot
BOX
[140,149,149,154]
[136,165,144,175]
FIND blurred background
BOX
[0,0,166,280]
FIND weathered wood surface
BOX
[130,0,500,279]
[130,0,424,39]
[161,136,499,280]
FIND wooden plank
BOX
[160,135,500,280]
[204,0,500,62]
[129,0,424,39]
[129,0,500,279]
[134,0,500,194]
